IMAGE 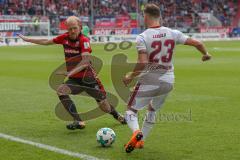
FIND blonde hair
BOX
[65,16,81,26]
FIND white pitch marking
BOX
[0,133,104,160]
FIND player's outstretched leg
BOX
[66,121,86,130]
[124,110,142,153]
[138,110,156,148]
[84,80,127,124]
[109,105,126,124]
[58,95,86,130]
[98,99,126,124]
[125,130,143,153]
[132,110,155,149]
[57,83,86,130]
[135,140,144,149]
[139,94,169,147]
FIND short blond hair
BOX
[65,16,81,26]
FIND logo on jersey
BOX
[84,42,90,49]
[64,49,79,54]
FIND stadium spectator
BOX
[0,0,239,34]
[148,0,238,30]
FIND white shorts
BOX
[127,81,173,111]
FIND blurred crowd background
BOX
[0,0,240,36]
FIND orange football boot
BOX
[125,130,143,153]
[135,140,144,149]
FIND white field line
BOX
[211,47,240,51]
[0,133,104,160]
[177,47,240,52]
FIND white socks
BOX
[125,110,140,132]
[125,109,156,141]
[142,111,156,140]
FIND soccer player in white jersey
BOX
[123,3,211,153]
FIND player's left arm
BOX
[184,38,212,61]
[123,50,148,86]
[123,34,149,86]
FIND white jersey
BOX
[136,26,189,84]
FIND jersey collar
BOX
[149,25,161,28]
[68,33,81,42]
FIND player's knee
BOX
[144,111,156,124]
[125,110,138,122]
[57,84,71,96]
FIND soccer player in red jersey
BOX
[18,16,126,130]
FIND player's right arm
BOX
[173,30,211,62]
[17,34,55,45]
[184,38,211,61]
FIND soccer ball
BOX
[96,128,116,147]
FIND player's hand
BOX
[17,34,29,42]
[202,53,212,61]
[123,74,134,87]
[0,38,3,42]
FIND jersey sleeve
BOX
[80,37,92,54]
[52,34,66,44]
[172,30,189,44]
[136,35,147,52]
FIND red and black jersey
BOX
[53,33,96,78]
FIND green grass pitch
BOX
[0,41,239,160]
